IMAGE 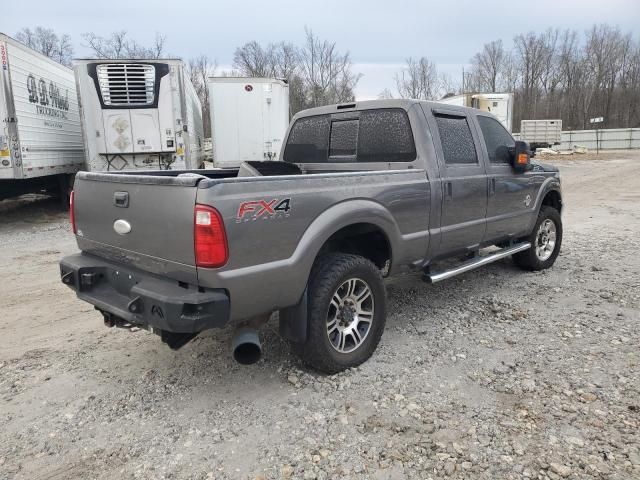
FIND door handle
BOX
[490,178,496,195]
[445,181,453,198]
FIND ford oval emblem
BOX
[113,219,132,235]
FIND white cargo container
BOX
[438,93,514,132]
[208,77,289,168]
[74,59,204,171]
[0,33,83,200]
[520,119,562,150]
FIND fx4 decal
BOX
[236,198,292,222]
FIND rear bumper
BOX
[60,253,229,333]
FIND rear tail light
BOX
[194,204,228,268]
[69,190,77,234]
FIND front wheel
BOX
[291,253,387,374]
[513,206,563,271]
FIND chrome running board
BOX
[425,242,531,284]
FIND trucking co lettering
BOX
[26,74,69,120]
[0,45,7,70]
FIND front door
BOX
[430,109,488,256]
[475,114,539,241]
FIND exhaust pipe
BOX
[231,327,262,365]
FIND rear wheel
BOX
[291,253,387,374]
[513,206,562,271]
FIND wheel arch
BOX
[296,199,403,278]
[316,222,393,271]
[526,178,562,234]
[540,188,562,214]
[279,200,401,343]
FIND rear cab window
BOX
[283,115,330,163]
[283,108,416,164]
[329,119,358,158]
[433,114,478,165]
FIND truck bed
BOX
[70,164,431,321]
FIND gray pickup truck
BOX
[60,99,562,373]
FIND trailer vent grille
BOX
[96,64,156,106]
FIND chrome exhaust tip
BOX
[231,327,262,365]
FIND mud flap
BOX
[279,288,308,343]
[160,330,199,350]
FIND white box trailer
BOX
[438,93,514,132]
[0,33,84,200]
[208,77,289,168]
[74,59,204,171]
[520,119,562,150]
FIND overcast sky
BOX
[3,0,640,99]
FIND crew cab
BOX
[60,99,563,373]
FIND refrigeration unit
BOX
[74,59,204,171]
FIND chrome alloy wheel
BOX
[326,278,374,353]
[535,219,557,261]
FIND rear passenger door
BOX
[429,109,487,256]
[476,114,537,241]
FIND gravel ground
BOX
[1,153,639,480]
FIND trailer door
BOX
[131,110,162,153]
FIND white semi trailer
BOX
[438,93,514,132]
[0,33,84,200]
[74,59,204,171]
[208,77,289,168]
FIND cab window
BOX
[434,114,478,165]
[283,108,416,163]
[477,116,514,164]
[283,115,330,163]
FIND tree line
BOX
[468,25,640,130]
[15,24,640,134]
[392,25,640,131]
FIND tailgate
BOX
[73,172,200,283]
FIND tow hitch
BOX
[100,309,198,349]
[101,310,138,329]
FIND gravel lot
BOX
[1,153,639,480]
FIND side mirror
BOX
[510,141,531,173]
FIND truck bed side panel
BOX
[196,170,430,320]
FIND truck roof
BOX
[292,99,479,120]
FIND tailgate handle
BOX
[114,191,129,208]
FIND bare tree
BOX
[470,40,506,92]
[233,29,360,114]
[299,28,361,107]
[378,88,394,99]
[438,72,456,97]
[583,25,630,128]
[395,57,440,100]
[500,52,519,93]
[514,31,551,117]
[187,56,217,137]
[82,31,167,59]
[15,27,73,66]
[233,41,273,77]
[618,39,640,127]
[466,23,640,131]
